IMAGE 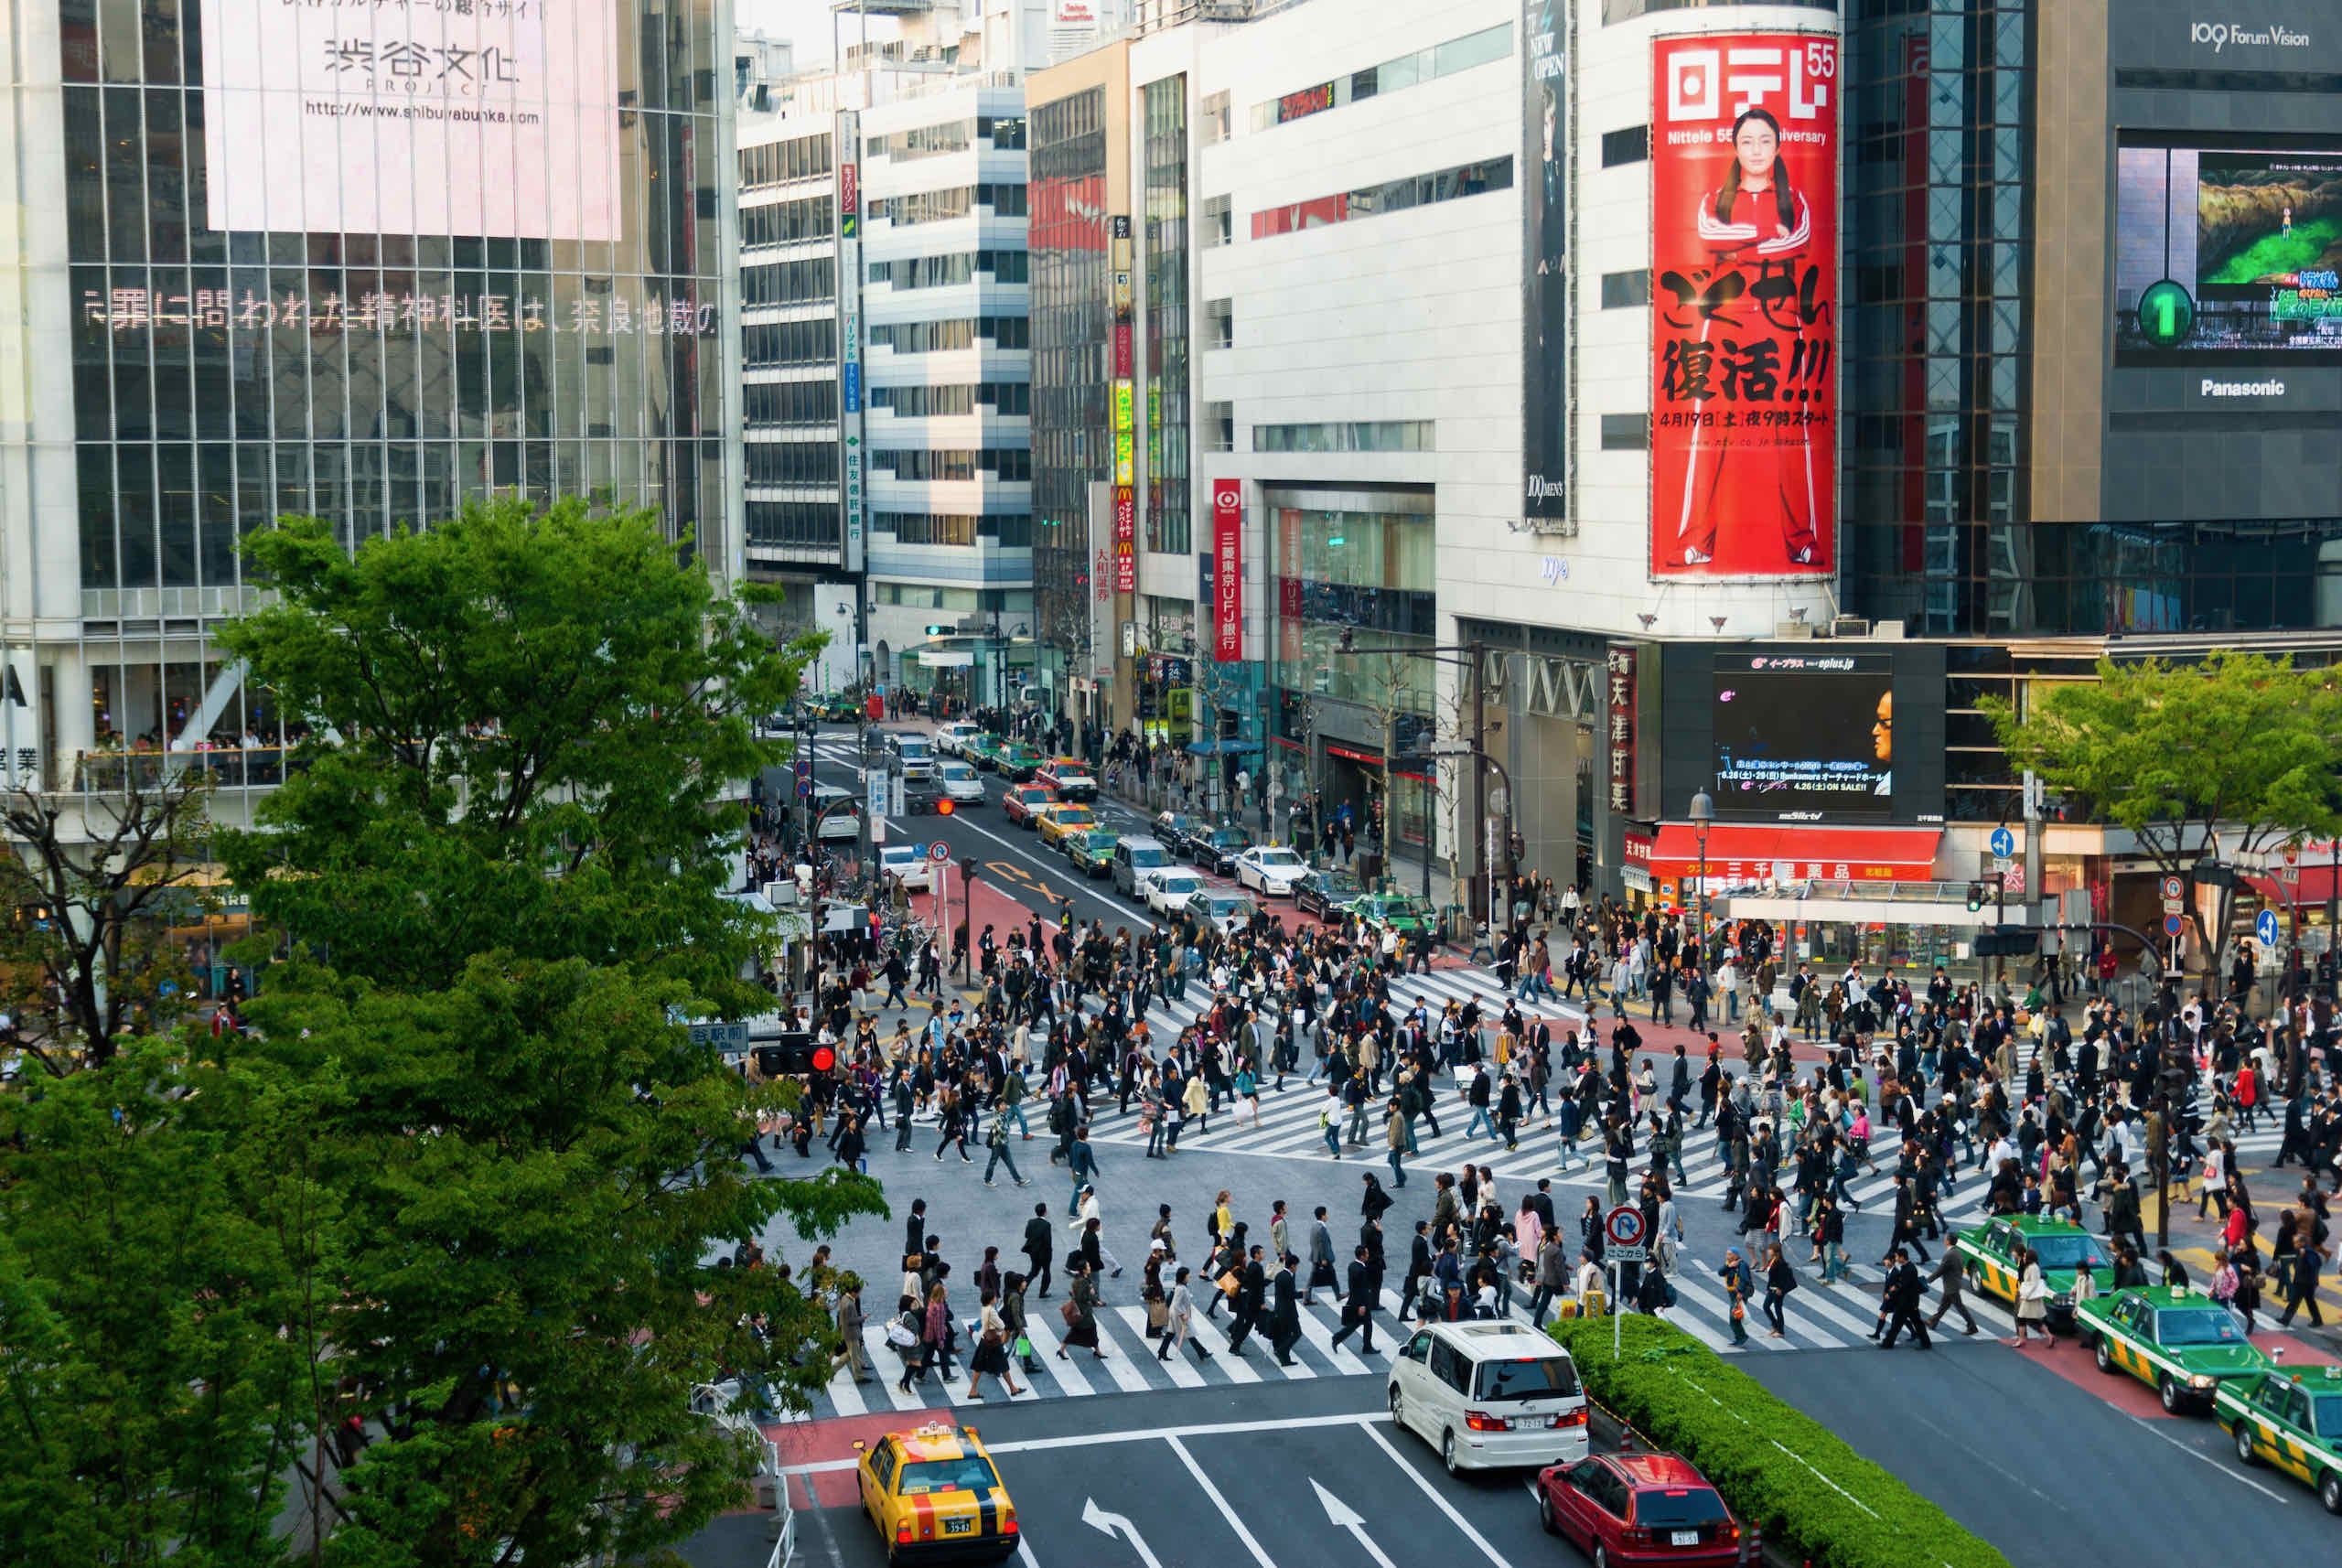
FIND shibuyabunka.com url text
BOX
[306,100,541,126]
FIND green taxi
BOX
[962,734,1006,772]
[2077,1285,2272,1413]
[998,743,1043,782]
[1351,892,1436,940]
[2218,1366,2342,1512]
[1067,828,1120,880]
[1950,1216,2112,1331]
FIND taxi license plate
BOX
[944,1518,975,1535]
[1671,1530,1700,1546]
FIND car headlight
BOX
[2188,1374,2218,1390]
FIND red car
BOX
[1536,1452,1742,1567]
[1001,783,1058,828]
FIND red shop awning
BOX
[2246,868,2341,908]
[1649,823,1942,886]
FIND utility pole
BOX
[1469,639,1488,927]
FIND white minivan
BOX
[1386,1322,1588,1475]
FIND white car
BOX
[1140,869,1207,918]
[1387,1322,1589,1476]
[937,759,985,804]
[1233,844,1311,897]
[1181,888,1261,936]
[878,843,933,893]
[934,721,983,757]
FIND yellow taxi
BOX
[1034,802,1099,849]
[854,1421,1020,1563]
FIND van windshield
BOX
[1472,1356,1581,1402]
[896,739,929,757]
[1128,847,1168,867]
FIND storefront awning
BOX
[2247,867,2340,908]
[914,650,974,668]
[1649,823,1942,886]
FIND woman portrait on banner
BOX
[1674,105,1822,572]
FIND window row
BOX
[869,316,1031,352]
[740,133,834,190]
[871,511,1035,547]
[1251,156,1512,241]
[746,499,842,547]
[1252,420,1434,454]
[743,317,838,368]
[868,447,1034,481]
[1248,24,1512,134]
[868,184,1029,227]
[746,441,839,485]
[744,381,841,426]
[866,117,1028,161]
[867,251,1029,289]
[870,382,1032,417]
[742,196,836,248]
[743,256,837,307]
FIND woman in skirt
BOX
[1058,1258,1106,1359]
[965,1288,1026,1401]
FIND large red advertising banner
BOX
[1211,480,1243,661]
[1650,29,1839,579]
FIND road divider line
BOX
[1166,1434,1277,1568]
[1355,1420,1513,1568]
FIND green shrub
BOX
[1546,1316,2010,1568]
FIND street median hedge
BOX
[1546,1316,2011,1568]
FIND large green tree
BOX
[1987,650,2342,965]
[2,499,884,1567]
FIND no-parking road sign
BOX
[1605,1205,1649,1263]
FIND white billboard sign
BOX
[199,0,621,240]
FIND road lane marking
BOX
[1166,1434,1277,1568]
[1355,1420,1513,1568]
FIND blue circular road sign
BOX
[1989,826,2015,858]
[2258,909,2281,946]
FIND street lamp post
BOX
[1335,630,1493,920]
[1690,789,1714,962]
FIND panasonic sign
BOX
[2201,378,2288,397]
[2190,20,2315,51]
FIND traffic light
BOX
[753,1032,834,1077]
[1973,925,2038,958]
[1965,881,1987,913]
[936,798,955,815]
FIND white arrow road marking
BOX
[1310,1477,1398,1568]
[1081,1497,1163,1568]
[1165,1435,1278,1567]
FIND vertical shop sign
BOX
[1211,480,1242,662]
[1606,643,1638,815]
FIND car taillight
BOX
[1618,1527,1656,1547]
[1560,1407,1588,1426]
[1004,1517,1019,1534]
[1465,1411,1506,1431]
[896,1522,912,1543]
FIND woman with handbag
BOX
[2011,1247,2052,1348]
[964,1289,1026,1401]
[887,1295,926,1395]
[1058,1259,1106,1359]
[1001,1273,1040,1376]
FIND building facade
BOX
[1,0,738,822]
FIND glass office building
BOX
[0,0,736,811]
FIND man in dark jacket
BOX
[1268,1253,1303,1366]
[1226,1245,1269,1354]
[904,1198,929,1266]
[1878,1249,1932,1348]
[1021,1202,1055,1298]
[1397,1220,1434,1322]
[1329,1244,1381,1355]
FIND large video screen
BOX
[1711,653,1892,821]
[2114,136,2342,360]
[198,0,620,241]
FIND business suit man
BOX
[1225,1246,1268,1355]
[1329,1244,1380,1354]
[1878,1251,1932,1348]
[1305,1208,1338,1304]
[1021,1203,1055,1298]
[1925,1250,1980,1335]
[1397,1221,1434,1323]
[1268,1254,1303,1366]
[904,1200,929,1265]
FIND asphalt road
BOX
[694,1380,1561,1568]
[1737,1343,2335,1565]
